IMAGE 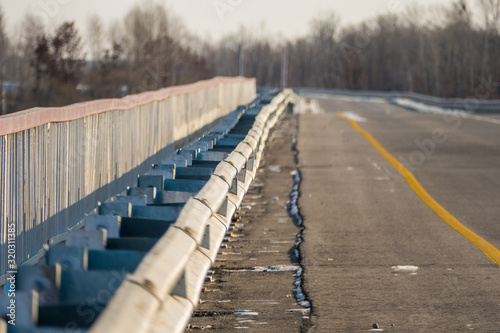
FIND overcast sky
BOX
[1,0,456,40]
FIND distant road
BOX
[297,95,500,331]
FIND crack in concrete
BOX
[289,113,314,332]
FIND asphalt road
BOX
[298,95,500,332]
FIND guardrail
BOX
[0,89,294,332]
[91,90,292,333]
[296,88,500,113]
[0,77,256,277]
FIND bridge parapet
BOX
[0,77,256,276]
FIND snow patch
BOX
[394,98,500,125]
[294,98,325,114]
[305,93,386,104]
[341,111,367,122]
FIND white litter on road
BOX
[252,265,300,272]
[234,310,259,316]
[392,265,419,272]
[268,165,282,173]
[222,265,300,273]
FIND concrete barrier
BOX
[0,77,256,276]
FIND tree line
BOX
[0,0,499,114]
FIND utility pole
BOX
[281,47,288,90]
[238,44,243,77]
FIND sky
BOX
[1,0,456,41]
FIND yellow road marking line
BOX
[337,112,500,267]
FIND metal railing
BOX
[0,77,256,277]
[90,90,292,332]
[0,88,293,332]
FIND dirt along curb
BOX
[186,111,313,332]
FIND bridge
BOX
[1,77,500,332]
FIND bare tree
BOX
[122,1,177,90]
[120,1,209,90]
[309,11,341,88]
[477,0,500,32]
[0,5,8,114]
[32,21,85,106]
[12,14,46,110]
[108,19,124,48]
[86,14,104,63]
[476,0,500,83]
[0,7,5,60]
[5,0,500,113]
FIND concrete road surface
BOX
[299,95,500,332]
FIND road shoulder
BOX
[187,112,311,332]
